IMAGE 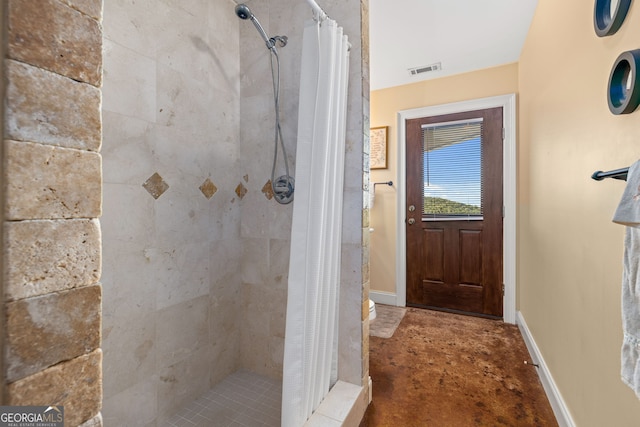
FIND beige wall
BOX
[372,0,640,424]
[370,63,518,295]
[519,0,640,425]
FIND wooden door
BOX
[406,107,503,318]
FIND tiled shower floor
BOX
[164,370,282,427]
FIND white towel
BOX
[613,160,640,399]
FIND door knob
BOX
[408,218,415,225]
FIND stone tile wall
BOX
[238,0,299,379]
[2,0,104,426]
[0,1,6,406]
[100,0,242,425]
[239,0,369,394]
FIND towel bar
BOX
[591,167,629,181]
[373,181,393,190]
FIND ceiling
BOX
[369,0,539,90]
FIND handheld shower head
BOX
[235,4,253,20]
[233,3,293,204]
[235,3,276,49]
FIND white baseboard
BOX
[369,290,398,306]
[516,311,576,427]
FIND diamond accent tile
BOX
[235,182,247,200]
[199,178,217,200]
[262,180,274,200]
[142,172,169,199]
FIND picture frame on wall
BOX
[370,126,388,169]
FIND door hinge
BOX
[502,127,505,140]
[502,284,505,296]
[502,205,505,218]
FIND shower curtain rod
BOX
[591,167,629,181]
[305,0,328,21]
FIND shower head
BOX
[235,3,275,49]
[235,3,253,20]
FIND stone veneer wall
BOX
[360,0,372,394]
[2,1,104,426]
[0,0,6,406]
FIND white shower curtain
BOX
[281,17,350,427]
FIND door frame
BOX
[396,94,517,324]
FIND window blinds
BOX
[422,118,483,218]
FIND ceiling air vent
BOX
[408,62,442,76]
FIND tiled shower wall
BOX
[239,0,369,387]
[100,0,242,425]
[2,0,103,425]
[103,0,368,424]
[237,0,296,378]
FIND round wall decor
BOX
[594,0,633,37]
[607,50,640,114]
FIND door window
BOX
[422,118,483,220]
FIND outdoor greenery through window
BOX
[422,119,483,219]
